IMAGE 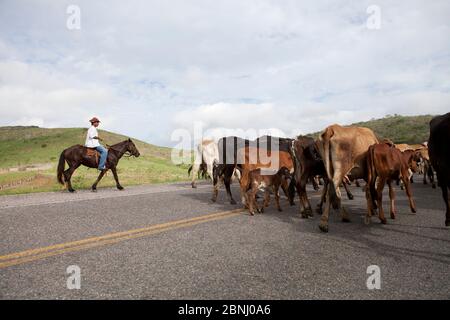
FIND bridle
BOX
[106,142,136,158]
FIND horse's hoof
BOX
[278,208,283,212]
[69,189,76,193]
[230,199,237,205]
[348,194,354,200]
[191,184,197,189]
[118,187,124,191]
[380,218,387,225]
[318,222,329,233]
[445,220,450,227]
[91,189,97,193]
[432,184,437,189]
[390,213,396,219]
[301,213,308,219]
[211,198,217,203]
[342,217,351,223]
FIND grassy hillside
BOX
[308,114,434,144]
[0,126,190,195]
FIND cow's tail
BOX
[320,127,339,209]
[366,145,378,207]
[57,151,66,185]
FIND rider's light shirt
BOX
[85,126,100,148]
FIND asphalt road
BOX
[0,177,449,299]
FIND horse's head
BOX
[126,138,140,157]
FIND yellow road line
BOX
[0,208,244,269]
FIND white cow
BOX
[189,139,219,188]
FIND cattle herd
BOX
[188,112,450,232]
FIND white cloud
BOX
[0,0,449,146]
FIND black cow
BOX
[428,112,450,227]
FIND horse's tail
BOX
[187,165,193,177]
[57,151,66,185]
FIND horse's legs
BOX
[92,170,107,192]
[64,164,80,193]
[111,167,124,190]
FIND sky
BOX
[0,0,449,147]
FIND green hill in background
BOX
[308,114,434,143]
[0,126,190,195]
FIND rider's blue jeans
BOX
[95,145,108,169]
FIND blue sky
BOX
[0,0,449,147]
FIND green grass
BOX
[0,126,191,195]
[307,114,434,144]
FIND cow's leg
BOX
[92,169,107,192]
[191,163,200,188]
[312,177,319,191]
[401,172,417,214]
[388,180,396,219]
[239,171,250,208]
[263,189,270,210]
[343,182,354,200]
[295,181,307,217]
[319,185,332,232]
[111,167,124,190]
[441,180,450,226]
[317,178,329,214]
[376,177,387,224]
[247,188,256,216]
[365,182,374,225]
[211,174,222,203]
[423,164,428,185]
[274,186,282,212]
[224,173,236,205]
[429,166,436,189]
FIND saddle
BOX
[85,147,100,166]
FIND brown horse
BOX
[57,139,140,192]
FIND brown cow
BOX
[246,167,292,215]
[291,136,355,219]
[428,112,450,227]
[365,143,417,224]
[237,146,294,210]
[316,124,379,232]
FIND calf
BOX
[428,112,450,227]
[237,146,294,210]
[365,143,417,224]
[246,167,292,215]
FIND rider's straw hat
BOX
[89,117,101,124]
